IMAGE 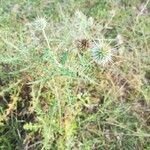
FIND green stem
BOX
[42,29,62,68]
[42,29,51,50]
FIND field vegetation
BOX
[0,0,150,149]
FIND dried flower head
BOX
[33,17,47,31]
[91,43,112,65]
[76,38,90,51]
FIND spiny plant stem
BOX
[42,29,62,68]
[42,29,51,50]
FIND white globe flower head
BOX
[33,17,47,31]
[91,43,112,65]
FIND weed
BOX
[0,0,150,149]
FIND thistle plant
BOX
[91,43,112,65]
[32,17,49,48]
[32,17,62,68]
[0,12,115,149]
[33,17,47,31]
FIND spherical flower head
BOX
[91,43,112,65]
[33,17,47,31]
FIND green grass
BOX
[0,0,150,149]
